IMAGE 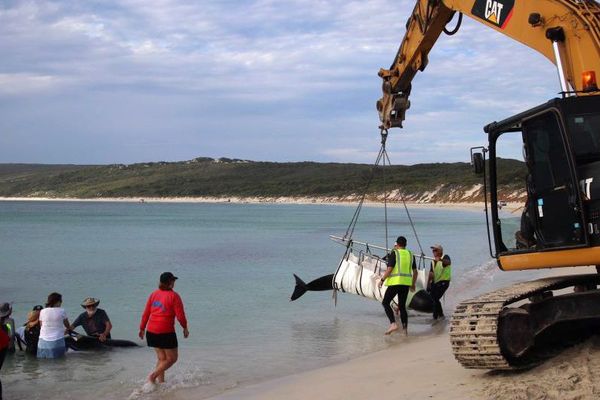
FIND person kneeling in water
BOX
[70,298,112,342]
[17,305,43,355]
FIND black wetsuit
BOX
[430,280,450,319]
[383,250,417,327]
[383,285,410,325]
[24,323,41,355]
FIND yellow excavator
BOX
[377,0,600,369]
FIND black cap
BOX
[32,305,43,311]
[396,236,407,246]
[160,272,178,284]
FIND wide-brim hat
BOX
[430,244,444,252]
[81,297,100,308]
[0,302,12,318]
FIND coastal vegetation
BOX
[0,157,527,202]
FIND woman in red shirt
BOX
[139,272,189,384]
[1,302,13,400]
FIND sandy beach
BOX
[202,331,600,400]
[182,266,600,400]
[0,195,492,212]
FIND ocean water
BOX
[0,201,546,399]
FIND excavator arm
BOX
[377,0,600,129]
[373,0,600,371]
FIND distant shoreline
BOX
[0,196,509,211]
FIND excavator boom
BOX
[377,0,600,370]
[378,0,600,129]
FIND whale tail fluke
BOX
[291,273,335,301]
[291,274,308,301]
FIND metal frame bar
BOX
[329,235,435,261]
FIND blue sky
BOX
[0,0,559,165]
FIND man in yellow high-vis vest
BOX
[427,244,451,320]
[378,236,417,336]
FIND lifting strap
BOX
[342,128,425,257]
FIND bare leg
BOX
[151,348,178,383]
[163,348,178,376]
[149,348,167,383]
[156,348,168,383]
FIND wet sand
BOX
[191,266,600,400]
[203,329,600,400]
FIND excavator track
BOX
[450,273,600,370]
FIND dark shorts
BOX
[146,331,178,349]
[0,347,6,370]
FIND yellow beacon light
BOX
[582,70,598,92]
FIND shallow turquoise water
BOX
[0,201,545,399]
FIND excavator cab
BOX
[453,96,600,370]
[478,95,600,270]
[376,0,600,370]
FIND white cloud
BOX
[0,0,568,164]
[0,73,65,95]
[52,16,107,39]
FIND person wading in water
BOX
[139,272,189,385]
